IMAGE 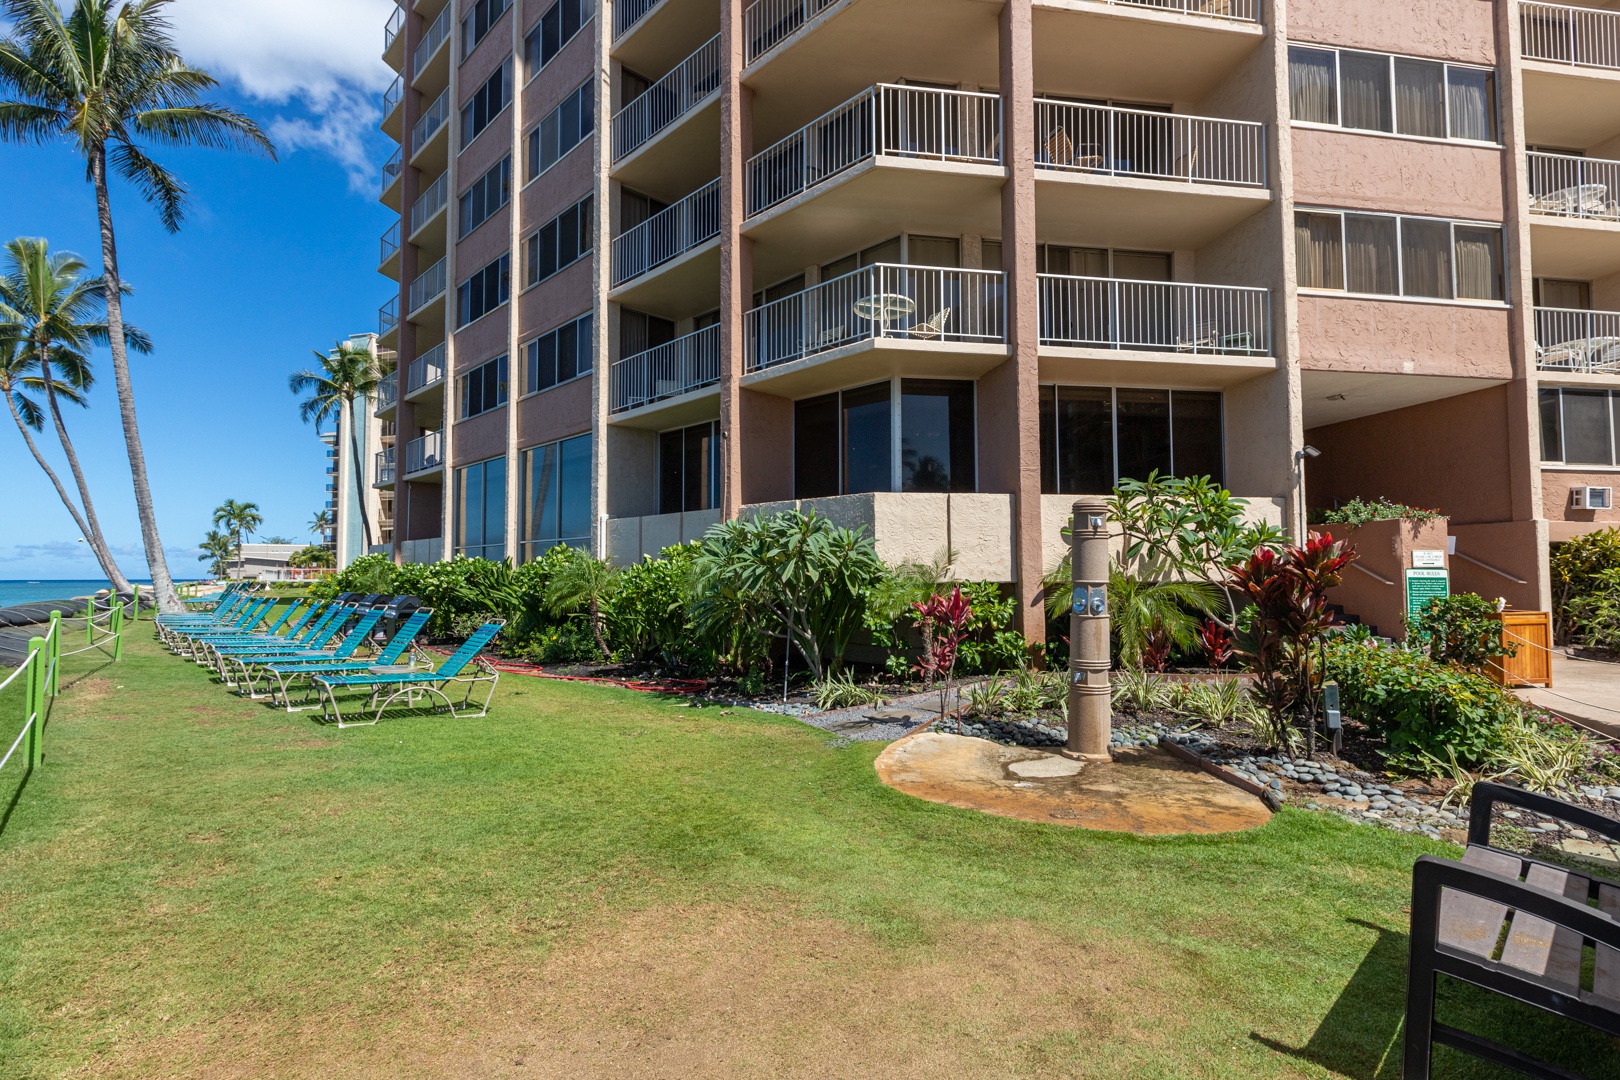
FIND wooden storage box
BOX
[1488,610,1553,688]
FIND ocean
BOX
[0,580,156,609]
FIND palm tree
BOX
[309,508,333,543]
[0,236,150,595]
[197,528,232,581]
[289,341,383,548]
[0,0,275,613]
[545,549,623,661]
[212,499,262,578]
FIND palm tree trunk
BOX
[4,392,112,584]
[589,598,610,660]
[91,147,181,613]
[345,397,374,549]
[37,360,134,595]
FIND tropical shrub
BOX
[1406,592,1514,671]
[913,586,972,713]
[544,548,621,660]
[1310,497,1446,529]
[608,543,707,672]
[286,545,334,569]
[1564,568,1620,652]
[813,669,886,710]
[1551,526,1620,642]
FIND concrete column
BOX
[438,14,464,563]
[718,0,750,518]
[592,17,616,556]
[505,9,527,564]
[393,8,423,568]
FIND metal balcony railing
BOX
[612,35,722,162]
[615,0,661,39]
[1522,1,1620,69]
[376,446,397,486]
[747,264,1006,373]
[384,3,405,52]
[381,147,402,196]
[410,172,449,234]
[1034,100,1266,187]
[1527,151,1620,221]
[405,430,444,475]
[379,296,399,336]
[412,90,449,152]
[408,343,447,393]
[1534,307,1620,373]
[414,4,453,79]
[744,0,840,63]
[747,85,1002,216]
[611,325,722,412]
[380,220,401,264]
[409,258,447,313]
[1107,0,1260,21]
[611,179,721,287]
[1037,275,1270,355]
[383,74,403,117]
[376,371,398,414]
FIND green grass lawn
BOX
[0,632,1616,1078]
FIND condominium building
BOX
[373,0,1620,643]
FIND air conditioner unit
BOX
[1571,486,1614,510]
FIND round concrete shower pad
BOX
[875,732,1271,835]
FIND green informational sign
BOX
[1406,568,1450,621]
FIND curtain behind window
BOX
[1447,68,1496,142]
[1454,226,1503,301]
[1339,51,1392,132]
[1295,212,1344,289]
[1401,218,1453,298]
[1345,214,1398,295]
[1288,47,1337,124]
[1395,58,1447,138]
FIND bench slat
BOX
[1597,883,1620,1008]
[1499,864,1586,991]
[1439,847,1522,958]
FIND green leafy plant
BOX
[1310,497,1446,529]
[1406,592,1515,671]
[286,544,334,569]
[608,543,708,672]
[1563,565,1620,651]
[813,669,886,711]
[1550,526,1620,641]
[544,548,623,661]
[962,675,1010,718]
[1172,678,1260,727]
[1111,668,1171,715]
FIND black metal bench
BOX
[1405,782,1620,1079]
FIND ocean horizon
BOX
[0,579,160,609]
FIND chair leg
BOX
[1403,955,1437,1080]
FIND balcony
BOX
[375,446,397,488]
[1528,151,1620,278]
[610,179,721,310]
[407,342,447,395]
[1521,2,1620,148]
[384,3,405,60]
[405,430,445,479]
[380,147,402,205]
[380,220,401,276]
[1534,307,1620,376]
[376,371,399,418]
[410,172,449,237]
[409,258,447,316]
[610,325,721,421]
[411,89,450,175]
[744,263,1007,396]
[614,0,719,83]
[610,36,723,199]
[382,74,404,138]
[616,0,660,38]
[414,4,453,85]
[379,296,399,337]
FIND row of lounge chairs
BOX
[158,587,503,727]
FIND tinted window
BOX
[525,0,592,76]
[461,60,512,147]
[900,379,975,493]
[794,394,839,498]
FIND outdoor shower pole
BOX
[1065,498,1112,761]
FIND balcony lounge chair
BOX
[907,308,953,341]
[215,604,388,687]
[1537,336,1620,373]
[245,608,435,710]
[313,621,505,728]
[1530,183,1608,216]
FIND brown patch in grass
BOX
[83,904,1221,1080]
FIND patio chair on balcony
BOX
[1530,184,1608,216]
[906,308,953,341]
[1537,336,1620,373]
[1041,129,1075,167]
[1174,147,1200,180]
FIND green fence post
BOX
[85,596,94,645]
[112,602,124,661]
[26,636,44,767]
[131,583,140,621]
[48,611,61,695]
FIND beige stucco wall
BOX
[1287,0,1497,65]
[1541,469,1620,525]
[1297,295,1514,379]
[1291,128,1505,222]
[1324,516,1452,639]
[1037,494,1288,579]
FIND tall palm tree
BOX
[0,0,275,613]
[290,341,383,549]
[309,508,334,548]
[0,237,150,595]
[197,528,232,582]
[212,499,262,578]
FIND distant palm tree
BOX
[197,528,232,582]
[212,499,262,578]
[309,509,333,543]
[290,342,383,549]
[0,0,275,613]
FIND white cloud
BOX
[168,0,398,191]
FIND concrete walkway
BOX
[1516,652,1620,739]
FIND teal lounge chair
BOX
[181,599,312,655]
[216,606,387,687]
[165,596,275,653]
[249,608,435,710]
[313,621,504,728]
[206,604,359,680]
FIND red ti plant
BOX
[1226,533,1356,747]
[913,586,973,715]
[1142,627,1174,672]
[1199,619,1234,669]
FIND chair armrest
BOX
[1468,781,1620,847]
[1412,854,1620,952]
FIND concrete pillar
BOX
[1066,498,1111,761]
[718,0,750,518]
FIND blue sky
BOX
[0,0,397,580]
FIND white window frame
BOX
[1040,384,1228,491]
[1541,386,1620,467]
[1294,206,1508,305]
[1287,43,1501,146]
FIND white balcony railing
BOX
[414,4,453,78]
[1528,151,1620,221]
[1522,1,1620,70]
[376,371,398,414]
[612,35,722,162]
[383,74,403,118]
[1108,0,1260,21]
[747,85,1001,216]
[384,3,405,52]
[407,343,447,393]
[380,220,400,264]
[412,89,449,152]
[406,430,444,475]
[611,325,722,412]
[376,446,396,486]
[611,179,721,286]
[381,147,402,196]
[1037,275,1270,355]
[747,264,1006,373]
[1534,307,1620,373]
[615,0,661,39]
[744,0,841,62]
[409,258,447,313]
[1034,99,1266,187]
[410,172,450,235]
[379,296,399,336]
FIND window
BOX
[659,421,720,515]
[524,195,593,286]
[1039,386,1224,493]
[793,379,977,497]
[524,313,592,393]
[461,59,512,147]
[1535,278,1592,310]
[526,83,594,181]
[1287,45,1497,143]
[459,156,512,238]
[519,433,592,560]
[455,456,508,562]
[460,354,509,419]
[1294,210,1503,301]
[462,0,511,57]
[457,253,511,326]
[525,0,593,77]
[1540,388,1620,466]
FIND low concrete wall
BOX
[605,509,722,566]
[1324,517,1450,639]
[401,537,442,565]
[1038,494,1289,576]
